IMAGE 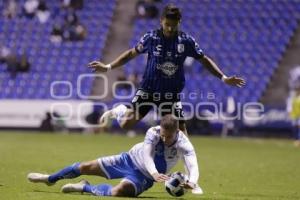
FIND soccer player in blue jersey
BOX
[27,115,203,197]
[88,4,245,134]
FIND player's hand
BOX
[223,76,246,88]
[88,61,110,72]
[151,173,170,182]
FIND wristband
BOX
[221,75,228,82]
[106,64,112,71]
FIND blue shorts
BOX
[98,152,154,196]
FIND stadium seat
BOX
[0,0,116,99]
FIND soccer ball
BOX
[165,172,186,197]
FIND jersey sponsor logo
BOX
[136,90,147,96]
[156,62,178,76]
[153,44,162,56]
[156,44,162,51]
[194,42,203,55]
[135,89,150,100]
[177,44,184,53]
[174,101,183,109]
[132,96,138,103]
[153,51,161,56]
[167,147,178,159]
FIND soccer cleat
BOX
[61,180,90,193]
[27,173,55,186]
[191,184,203,195]
[99,110,115,127]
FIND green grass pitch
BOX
[0,132,299,200]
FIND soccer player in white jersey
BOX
[27,115,202,197]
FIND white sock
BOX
[112,104,127,125]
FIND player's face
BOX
[161,18,180,38]
[160,128,177,145]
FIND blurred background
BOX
[0,0,300,139]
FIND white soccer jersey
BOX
[128,126,199,184]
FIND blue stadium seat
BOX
[0,0,116,99]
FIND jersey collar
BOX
[159,27,179,40]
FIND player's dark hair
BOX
[161,4,181,21]
[160,114,179,132]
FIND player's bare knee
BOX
[78,162,91,173]
[79,161,97,174]
[111,188,135,197]
[111,182,136,197]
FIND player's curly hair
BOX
[161,4,182,21]
[160,114,179,132]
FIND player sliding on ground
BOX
[88,4,245,134]
[27,115,202,197]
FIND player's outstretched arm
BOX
[198,55,246,88]
[151,172,170,183]
[143,142,169,182]
[88,48,139,72]
[182,153,199,189]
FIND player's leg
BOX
[89,153,154,197]
[27,162,81,185]
[78,160,106,176]
[110,180,136,197]
[96,169,154,197]
[99,106,146,129]
[173,101,188,134]
[160,100,188,135]
[98,104,128,127]
[61,178,136,197]
[99,89,153,129]
[178,121,187,135]
[60,156,125,195]
[62,153,152,197]
[27,160,106,185]
[79,174,153,197]
[79,179,136,197]
[84,174,153,197]
[118,108,144,129]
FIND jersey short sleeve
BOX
[144,127,160,145]
[185,35,204,59]
[135,31,152,54]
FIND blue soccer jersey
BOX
[135,29,204,94]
